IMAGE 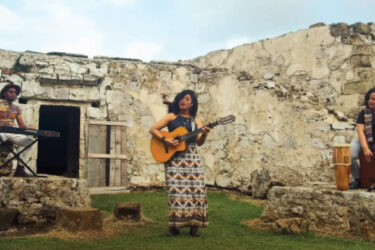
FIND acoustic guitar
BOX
[150,115,235,163]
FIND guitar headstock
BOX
[217,115,235,125]
[207,115,236,128]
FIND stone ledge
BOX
[253,183,375,240]
[0,176,91,225]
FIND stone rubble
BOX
[251,184,375,240]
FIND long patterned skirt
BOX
[165,144,208,228]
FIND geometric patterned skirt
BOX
[165,143,208,228]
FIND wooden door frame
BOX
[86,120,128,187]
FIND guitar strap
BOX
[191,118,196,131]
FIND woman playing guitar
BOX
[150,89,210,237]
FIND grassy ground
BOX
[0,190,374,250]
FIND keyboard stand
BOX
[0,138,39,177]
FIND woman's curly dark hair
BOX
[364,87,375,108]
[170,89,198,117]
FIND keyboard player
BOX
[0,81,35,176]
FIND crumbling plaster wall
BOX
[0,22,374,194]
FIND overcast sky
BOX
[0,0,374,62]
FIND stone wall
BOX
[0,22,374,194]
[252,184,375,240]
[0,176,90,224]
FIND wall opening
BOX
[37,105,80,177]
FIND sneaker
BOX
[349,179,361,189]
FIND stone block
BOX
[69,63,88,75]
[355,68,374,81]
[346,68,374,82]
[343,81,374,95]
[54,64,71,75]
[86,106,107,119]
[71,74,84,85]
[352,45,374,55]
[330,123,355,130]
[69,88,99,102]
[87,63,107,79]
[157,71,172,82]
[57,207,103,231]
[53,88,70,100]
[0,207,19,231]
[83,74,100,85]
[39,73,57,85]
[263,72,274,80]
[336,94,360,110]
[350,55,372,67]
[114,203,141,221]
[39,66,55,74]
[57,73,72,83]
[266,81,276,89]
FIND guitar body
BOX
[150,127,188,163]
[150,114,235,163]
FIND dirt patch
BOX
[0,211,156,241]
[242,218,272,232]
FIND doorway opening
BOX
[37,105,80,177]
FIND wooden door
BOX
[86,120,128,187]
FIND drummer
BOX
[350,87,375,189]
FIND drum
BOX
[333,144,351,191]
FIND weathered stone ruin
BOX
[0,22,374,192]
[248,183,375,240]
[0,176,90,229]
[0,22,375,237]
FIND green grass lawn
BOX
[0,190,374,250]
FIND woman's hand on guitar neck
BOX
[164,137,179,146]
[201,126,210,135]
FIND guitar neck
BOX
[179,122,218,142]
[176,115,235,143]
[179,127,204,142]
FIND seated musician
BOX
[0,81,34,176]
[350,87,375,189]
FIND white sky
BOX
[0,0,374,62]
